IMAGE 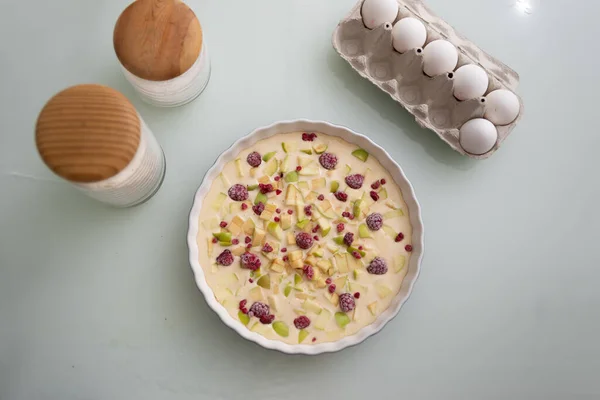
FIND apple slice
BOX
[249,286,264,301]
[383,209,405,219]
[284,171,299,183]
[305,191,318,202]
[326,243,338,254]
[263,157,278,176]
[316,259,332,272]
[257,275,271,289]
[302,300,323,315]
[286,232,296,245]
[314,308,331,330]
[315,204,336,219]
[207,237,213,256]
[317,218,331,237]
[262,151,276,162]
[347,246,366,257]
[298,181,309,191]
[300,149,312,155]
[235,158,244,177]
[238,310,250,326]
[259,210,273,221]
[270,259,285,273]
[353,199,365,218]
[219,173,231,187]
[349,282,367,293]
[358,223,372,238]
[351,148,369,162]
[325,292,339,306]
[298,329,310,343]
[313,144,327,154]
[334,276,348,291]
[280,155,290,173]
[297,155,313,167]
[284,284,293,297]
[282,142,297,153]
[242,218,255,236]
[353,269,362,280]
[211,193,227,211]
[334,253,348,273]
[213,232,232,242]
[285,184,298,205]
[335,312,351,328]
[202,217,219,229]
[254,192,268,205]
[247,184,258,191]
[382,225,397,239]
[280,213,292,230]
[345,164,352,175]
[272,321,289,337]
[330,180,339,193]
[379,188,388,200]
[252,228,266,247]
[298,165,319,176]
[367,302,378,316]
[394,255,406,273]
[333,236,345,245]
[375,283,392,299]
[311,177,326,190]
[267,221,283,240]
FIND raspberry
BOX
[228,184,249,201]
[241,203,248,210]
[342,211,350,218]
[317,194,325,201]
[405,244,413,252]
[260,314,275,324]
[336,223,345,233]
[370,191,379,202]
[395,232,404,242]
[304,205,312,216]
[248,302,270,318]
[216,249,234,266]
[302,132,310,141]
[246,151,261,167]
[326,278,332,285]
[220,221,228,228]
[352,251,361,259]
[241,307,248,314]
[313,235,319,241]
[232,239,239,245]
[239,299,247,309]
[366,213,383,231]
[294,316,311,329]
[274,176,280,181]
[312,226,319,233]
[367,257,388,275]
[343,232,354,246]
[328,284,336,293]
[274,216,280,222]
[246,244,252,249]
[319,152,338,170]
[212,237,218,244]
[334,192,348,202]
[262,243,273,253]
[296,166,302,171]
[339,293,356,313]
[259,183,274,194]
[240,252,261,271]
[303,265,314,280]
[252,202,265,216]
[371,180,381,190]
[287,209,293,215]
[295,232,313,249]
[380,178,386,185]
[354,292,361,299]
[345,174,364,189]
[244,236,251,244]
[310,133,317,140]
[281,248,287,253]
[276,208,281,214]
[348,214,354,220]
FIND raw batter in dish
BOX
[196,132,412,345]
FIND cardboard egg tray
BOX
[332,0,524,159]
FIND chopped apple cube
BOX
[296,292,315,300]
[280,155,290,173]
[318,218,331,236]
[280,213,292,230]
[282,142,297,153]
[305,191,318,202]
[259,210,274,221]
[285,184,298,205]
[298,329,309,343]
[394,255,406,273]
[334,276,348,291]
[313,143,327,154]
[298,181,309,191]
[316,259,332,272]
[265,203,277,213]
[315,278,327,288]
[270,258,285,273]
[207,238,213,256]
[264,157,278,176]
[358,223,372,238]
[304,255,318,266]
[284,171,299,183]
[238,310,250,325]
[284,285,293,297]
[234,158,244,177]
[286,232,296,245]
[298,165,319,176]
[335,312,351,328]
[383,209,405,219]
[202,217,219,229]
[250,286,263,301]
[382,225,397,239]
[290,259,303,269]
[314,309,331,330]
[252,228,266,247]
[375,283,392,299]
[311,177,326,190]
[326,292,339,306]
[289,250,303,262]
[242,218,255,236]
[367,302,378,316]
[302,300,323,315]
[267,221,283,240]
[211,193,227,211]
[219,173,231,187]
[272,321,289,337]
[334,253,348,273]
[297,155,313,167]
[231,246,246,256]
[267,295,278,311]
[351,148,369,162]
[349,282,367,293]
[379,188,388,200]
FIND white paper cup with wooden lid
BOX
[35,84,166,207]
[113,0,210,107]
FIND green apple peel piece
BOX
[298,329,310,343]
[351,148,369,162]
[335,312,351,328]
[238,311,250,326]
[272,321,289,337]
[262,151,276,162]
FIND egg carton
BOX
[332,0,524,159]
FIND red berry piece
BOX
[232,239,239,245]
[342,211,350,218]
[294,316,311,330]
[339,293,356,312]
[246,244,252,249]
[380,178,386,185]
[328,284,336,293]
[274,216,280,222]
[370,191,379,202]
[276,189,282,195]
[260,314,275,325]
[216,249,234,266]
[310,133,317,140]
[246,151,262,167]
[302,132,309,141]
[274,176,280,181]
[367,257,388,275]
[335,192,348,202]
[281,247,287,253]
[304,205,312,216]
[312,225,319,233]
[358,245,363,250]
[252,202,265,216]
[228,184,249,201]
[239,299,247,309]
[303,265,314,280]
[240,252,261,271]
[343,232,354,246]
[317,194,325,201]
[249,278,254,283]
[352,251,361,259]
[354,292,361,299]
[313,235,319,241]
[287,209,293,215]
[326,278,332,285]
[262,243,273,253]
[282,255,289,262]
[312,337,317,342]
[348,214,354,220]
[244,236,252,244]
[220,221,228,228]
[318,152,338,170]
[241,203,248,210]
[366,213,383,231]
[371,180,381,190]
[212,237,218,244]
[296,166,302,172]
[336,223,345,233]
[276,208,281,214]
[395,232,404,242]
[345,174,364,189]
[405,244,413,252]
[241,307,248,314]
[259,183,274,194]
[248,302,270,318]
[295,232,314,249]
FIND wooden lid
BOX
[35,84,141,183]
[113,0,203,81]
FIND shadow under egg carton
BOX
[332,0,524,159]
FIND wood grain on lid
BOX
[113,0,203,81]
[35,84,141,183]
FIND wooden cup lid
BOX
[35,84,141,183]
[113,0,203,81]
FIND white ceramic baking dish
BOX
[187,120,424,354]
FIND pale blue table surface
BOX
[1,0,598,399]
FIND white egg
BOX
[459,118,498,155]
[361,0,399,29]
[422,40,458,77]
[452,64,489,101]
[391,17,427,53]
[484,89,520,125]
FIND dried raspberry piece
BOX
[276,208,281,214]
[260,314,275,324]
[343,232,354,246]
[248,302,270,318]
[244,236,252,244]
[366,213,383,231]
[371,180,381,190]
[294,316,311,329]
[328,284,336,293]
[312,226,319,233]
[287,209,293,215]
[276,189,282,195]
[240,307,248,314]
[317,194,325,201]
[274,216,280,222]
[395,232,404,242]
[405,244,413,252]
[274,176,280,181]
[241,203,248,210]
[326,278,332,285]
[282,255,289,262]
[228,184,249,201]
[380,178,386,185]
[352,251,361,259]
[296,166,302,171]
[319,152,338,170]
[246,151,262,167]
[220,221,228,228]
[232,239,239,245]
[240,252,261,271]
[302,132,310,141]
[342,211,350,218]
[303,265,314,280]
[336,223,345,233]
[249,278,254,283]
[339,293,356,313]
[334,192,348,202]
[313,235,319,241]
[304,205,312,216]
[252,202,265,216]
[370,191,379,202]
[345,174,364,189]
[310,133,317,140]
[295,232,314,249]
[216,249,234,266]
[239,299,247,309]
[281,247,287,253]
[367,257,388,275]
[212,237,218,244]
[259,183,274,194]
[354,292,361,299]
[262,243,273,253]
